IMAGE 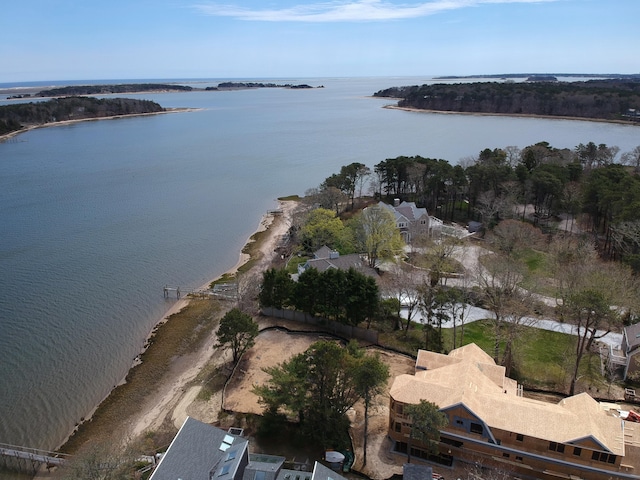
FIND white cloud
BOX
[192,0,560,22]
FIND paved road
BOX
[402,304,622,348]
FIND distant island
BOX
[1,81,324,137]
[0,96,165,136]
[30,83,194,97]
[374,78,640,122]
[5,82,321,99]
[206,82,320,90]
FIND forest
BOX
[206,82,315,90]
[301,142,640,270]
[0,96,165,135]
[36,83,193,97]
[374,79,640,121]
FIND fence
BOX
[260,307,378,344]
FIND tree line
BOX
[37,83,193,96]
[259,266,379,326]
[374,79,640,122]
[350,143,640,270]
[0,96,165,135]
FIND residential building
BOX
[378,199,442,242]
[388,344,640,480]
[297,246,377,278]
[149,417,249,480]
[149,417,349,480]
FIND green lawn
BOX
[381,318,610,394]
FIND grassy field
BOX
[378,317,611,395]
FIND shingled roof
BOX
[390,344,625,456]
[150,417,249,480]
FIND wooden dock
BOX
[163,285,182,298]
[0,443,70,473]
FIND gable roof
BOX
[304,254,368,273]
[301,247,378,278]
[390,344,625,455]
[394,201,428,221]
[150,417,249,480]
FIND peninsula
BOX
[374,78,640,122]
[0,96,167,137]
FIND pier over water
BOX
[0,443,70,474]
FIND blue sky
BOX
[1,0,638,82]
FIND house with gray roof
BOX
[297,246,377,278]
[150,417,349,480]
[150,417,249,480]
[378,200,441,242]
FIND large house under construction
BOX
[388,343,640,480]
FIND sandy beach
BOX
[121,199,296,442]
[383,104,639,125]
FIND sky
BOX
[1,0,638,82]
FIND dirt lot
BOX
[222,320,418,479]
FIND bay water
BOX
[1,77,639,466]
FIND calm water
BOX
[1,77,639,461]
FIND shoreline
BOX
[0,107,200,142]
[382,104,640,126]
[53,199,296,455]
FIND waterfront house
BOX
[378,199,441,242]
[297,246,377,278]
[150,417,348,480]
[388,344,640,480]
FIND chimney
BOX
[394,198,400,207]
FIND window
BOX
[502,453,510,458]
[470,423,483,435]
[395,422,401,433]
[396,404,403,415]
[516,434,524,442]
[592,451,616,464]
[441,437,463,448]
[219,465,231,476]
[573,447,582,457]
[549,442,565,453]
[225,450,237,461]
[515,456,523,462]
